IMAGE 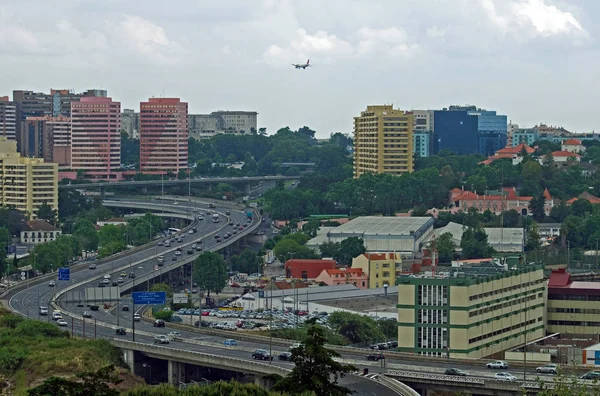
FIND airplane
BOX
[292,59,311,69]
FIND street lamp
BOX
[142,363,152,384]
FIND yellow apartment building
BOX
[547,268,600,335]
[397,263,545,359]
[353,105,414,178]
[352,252,402,288]
[0,137,58,217]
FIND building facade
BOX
[0,137,58,216]
[139,98,188,175]
[70,97,121,179]
[210,111,257,134]
[0,97,17,141]
[20,220,61,244]
[352,253,402,288]
[285,259,337,279]
[20,116,71,166]
[314,268,369,289]
[547,268,600,335]
[449,187,554,216]
[413,131,431,158]
[121,109,140,139]
[397,263,545,359]
[353,105,414,178]
[50,89,107,117]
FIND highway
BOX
[3,198,558,394]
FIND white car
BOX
[57,319,68,326]
[487,360,508,369]
[536,364,558,374]
[48,281,56,287]
[52,311,63,320]
[289,343,301,350]
[495,372,517,382]
[154,335,170,344]
[167,331,181,340]
[192,244,197,249]
[133,314,141,322]
[103,274,111,279]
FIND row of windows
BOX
[548,294,600,301]
[548,320,600,326]
[468,293,541,317]
[468,317,541,344]
[468,278,544,301]
[548,307,600,314]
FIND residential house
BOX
[315,268,368,289]
[548,151,581,166]
[561,139,585,154]
[20,220,61,244]
[351,253,402,288]
[479,143,535,166]
[566,192,600,205]
[449,187,554,216]
[284,259,337,280]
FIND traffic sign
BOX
[132,291,166,305]
[20,271,25,277]
[58,268,70,281]
[173,293,188,304]
[258,291,265,298]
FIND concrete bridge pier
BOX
[254,374,275,389]
[100,187,106,199]
[245,182,252,194]
[168,360,183,385]
[122,348,135,372]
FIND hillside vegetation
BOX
[0,305,139,395]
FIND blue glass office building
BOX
[433,106,507,156]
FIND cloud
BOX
[264,28,353,65]
[115,15,188,65]
[511,0,587,37]
[355,27,419,57]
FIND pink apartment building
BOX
[70,97,121,179]
[315,268,369,289]
[139,98,188,175]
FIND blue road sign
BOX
[258,290,265,298]
[58,267,70,281]
[132,291,166,305]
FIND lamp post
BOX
[143,363,152,384]
[269,277,275,364]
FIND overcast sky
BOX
[0,0,597,137]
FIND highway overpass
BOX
[1,197,571,395]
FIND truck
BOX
[157,255,164,266]
[246,211,253,220]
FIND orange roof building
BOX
[314,268,369,289]
[285,259,337,279]
[449,187,554,216]
[479,143,535,165]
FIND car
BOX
[133,314,141,321]
[115,327,126,335]
[289,343,301,351]
[172,256,177,261]
[487,360,509,369]
[168,331,182,340]
[102,278,110,284]
[129,272,136,279]
[57,319,68,326]
[82,311,92,318]
[112,281,118,286]
[494,372,517,382]
[38,306,48,315]
[366,353,385,361]
[157,241,163,246]
[196,246,203,252]
[48,281,55,287]
[103,274,111,279]
[444,368,467,376]
[175,251,181,256]
[252,349,272,360]
[229,221,234,226]
[154,335,169,344]
[223,339,237,346]
[214,234,220,239]
[90,305,100,311]
[580,371,600,380]
[278,352,292,361]
[76,301,85,307]
[187,250,193,255]
[52,311,63,320]
[120,272,127,277]
[536,364,558,374]
[88,264,97,269]
[117,277,124,283]
[122,305,129,311]
[98,282,106,287]
[153,319,165,327]
[192,244,197,249]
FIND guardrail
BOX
[386,370,486,385]
[377,376,420,396]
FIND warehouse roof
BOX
[328,216,433,237]
[431,222,523,247]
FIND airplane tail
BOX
[307,59,310,65]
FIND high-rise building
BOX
[139,98,188,175]
[0,137,58,216]
[0,97,17,141]
[70,97,121,179]
[210,111,257,134]
[353,105,414,178]
[397,262,545,359]
[50,88,107,117]
[21,116,71,166]
[433,105,507,156]
[121,109,140,139]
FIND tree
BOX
[529,191,546,221]
[193,251,228,297]
[230,249,262,274]
[36,202,58,225]
[525,221,541,252]
[0,227,11,279]
[302,220,320,238]
[28,364,122,396]
[571,199,593,217]
[551,201,571,222]
[150,283,173,298]
[334,237,366,265]
[460,227,495,259]
[327,311,385,345]
[319,241,340,258]
[273,319,356,396]
[436,232,456,263]
[73,219,99,251]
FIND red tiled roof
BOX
[25,220,59,232]
[563,139,582,145]
[362,253,396,260]
[450,188,462,193]
[543,188,552,200]
[548,268,571,287]
[551,151,581,158]
[285,259,337,279]
[566,192,600,205]
[496,143,535,155]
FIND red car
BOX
[201,311,210,316]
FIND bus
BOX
[212,214,219,223]
[168,227,181,234]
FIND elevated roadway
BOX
[2,197,564,395]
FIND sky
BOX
[0,0,598,138]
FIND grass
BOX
[0,304,130,395]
